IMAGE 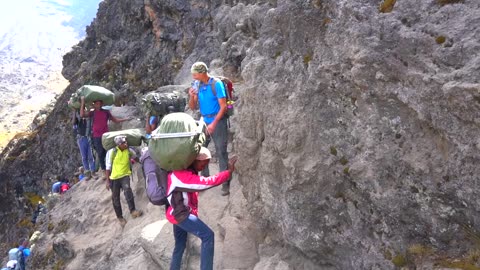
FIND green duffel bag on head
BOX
[68,85,115,109]
[149,112,206,171]
[102,128,145,150]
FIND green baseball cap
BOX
[191,62,208,74]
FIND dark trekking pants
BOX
[201,117,230,184]
[92,137,106,170]
[110,176,136,218]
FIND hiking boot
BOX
[130,210,143,219]
[221,183,230,196]
[84,171,92,181]
[97,170,106,180]
[118,218,127,227]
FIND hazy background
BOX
[0,0,102,150]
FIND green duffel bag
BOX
[149,113,206,171]
[68,85,115,109]
[141,91,186,117]
[102,128,145,150]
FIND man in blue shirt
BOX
[188,62,231,196]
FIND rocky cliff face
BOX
[236,0,480,268]
[1,0,479,269]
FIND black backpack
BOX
[142,92,186,117]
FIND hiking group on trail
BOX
[4,62,237,270]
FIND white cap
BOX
[7,260,17,268]
[196,147,212,161]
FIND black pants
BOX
[111,176,136,218]
[201,117,230,182]
[92,137,107,170]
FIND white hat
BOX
[114,135,127,146]
[196,147,212,161]
[7,260,17,268]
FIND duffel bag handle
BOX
[151,120,206,139]
[151,132,199,139]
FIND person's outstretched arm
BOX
[168,157,237,193]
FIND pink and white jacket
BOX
[166,169,230,224]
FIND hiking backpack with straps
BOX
[8,248,18,261]
[141,91,187,117]
[207,76,235,118]
[140,148,169,206]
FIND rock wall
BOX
[235,0,480,268]
[1,0,479,268]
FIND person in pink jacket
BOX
[166,147,237,270]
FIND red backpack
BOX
[210,76,235,118]
[60,183,70,193]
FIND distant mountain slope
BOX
[0,0,101,150]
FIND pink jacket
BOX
[166,169,230,224]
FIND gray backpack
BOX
[140,148,169,206]
[8,248,18,261]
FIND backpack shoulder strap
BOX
[86,117,92,137]
[128,147,135,158]
[209,77,217,97]
[73,111,79,124]
[110,148,118,165]
[209,77,230,99]
[106,109,112,120]
[16,248,24,259]
[128,148,134,170]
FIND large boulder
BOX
[139,219,178,269]
[53,234,75,260]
